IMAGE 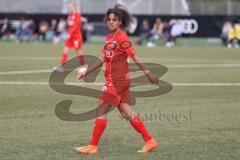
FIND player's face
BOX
[68,4,76,13]
[107,13,121,32]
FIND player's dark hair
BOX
[106,4,133,29]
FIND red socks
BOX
[78,55,84,65]
[130,116,152,142]
[61,53,84,65]
[89,116,151,146]
[61,53,68,65]
[90,119,107,145]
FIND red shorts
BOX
[65,35,82,49]
[99,82,131,106]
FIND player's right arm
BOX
[85,56,104,76]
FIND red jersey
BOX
[67,12,81,37]
[101,29,136,85]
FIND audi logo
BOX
[170,19,199,34]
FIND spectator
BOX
[0,18,12,40]
[137,19,151,45]
[221,21,231,46]
[56,18,67,43]
[227,21,240,49]
[234,21,240,49]
[162,20,170,42]
[46,19,57,42]
[25,19,36,42]
[38,20,49,41]
[227,22,235,49]
[151,18,165,41]
[166,19,183,47]
[15,17,26,42]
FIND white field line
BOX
[172,83,240,86]
[167,64,240,68]
[0,63,240,75]
[1,57,240,63]
[0,69,52,75]
[0,81,240,86]
[0,57,58,60]
[0,81,103,86]
[144,58,240,63]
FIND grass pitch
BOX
[0,42,240,160]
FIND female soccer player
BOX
[75,4,159,154]
[57,3,84,72]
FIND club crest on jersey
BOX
[68,20,74,26]
[104,41,116,58]
[104,41,117,51]
[68,15,75,26]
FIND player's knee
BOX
[63,47,69,53]
[96,116,107,120]
[120,112,131,120]
[121,111,137,121]
[77,49,83,55]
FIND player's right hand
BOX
[76,67,87,82]
[76,73,85,81]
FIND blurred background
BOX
[0,0,240,47]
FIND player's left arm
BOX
[131,55,159,85]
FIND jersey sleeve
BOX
[119,34,136,57]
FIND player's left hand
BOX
[146,72,159,85]
[66,34,70,39]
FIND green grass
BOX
[0,42,240,160]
